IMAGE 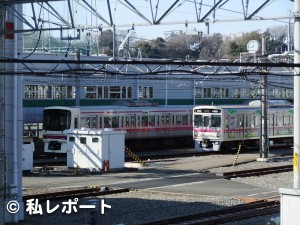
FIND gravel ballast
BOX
[18,154,293,225]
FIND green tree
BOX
[98,29,114,55]
[229,42,242,56]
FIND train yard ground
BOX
[19,147,293,225]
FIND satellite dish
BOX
[247,40,260,53]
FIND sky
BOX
[22,0,294,41]
[127,1,294,39]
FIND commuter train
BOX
[22,53,294,142]
[193,100,294,151]
[22,53,294,149]
[43,101,193,153]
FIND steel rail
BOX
[23,186,130,202]
[220,165,292,179]
[138,200,280,225]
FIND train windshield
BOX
[194,114,221,128]
[43,109,71,131]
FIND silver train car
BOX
[193,100,293,151]
[21,53,294,147]
[43,102,193,153]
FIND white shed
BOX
[22,137,34,171]
[66,129,126,170]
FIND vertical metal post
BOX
[112,24,116,60]
[75,49,80,106]
[294,0,300,189]
[0,5,5,225]
[260,35,269,159]
[193,80,196,105]
[5,4,24,223]
[165,73,168,106]
[288,18,291,52]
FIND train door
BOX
[236,114,244,139]
[73,116,79,129]
[125,114,136,137]
[91,116,97,129]
[161,113,171,136]
[268,113,274,136]
[225,114,236,139]
[80,115,91,129]
[98,116,103,129]
[225,115,231,138]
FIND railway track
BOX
[23,186,130,202]
[219,165,292,179]
[137,200,280,225]
[33,150,215,167]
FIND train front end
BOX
[193,106,223,151]
[43,107,79,153]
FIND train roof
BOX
[79,105,193,113]
[44,104,193,112]
[193,100,292,111]
[193,105,252,110]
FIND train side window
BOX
[125,116,130,127]
[235,115,243,127]
[235,117,238,127]
[104,117,111,128]
[278,115,283,126]
[92,116,97,128]
[130,115,135,127]
[161,115,165,126]
[172,115,175,126]
[166,115,170,125]
[176,115,182,125]
[80,137,86,144]
[182,115,188,125]
[225,116,229,129]
[86,117,91,128]
[99,117,103,129]
[121,116,124,127]
[112,116,119,128]
[284,114,290,126]
[142,116,148,127]
[245,115,249,127]
[255,115,260,127]
[250,116,255,127]
[149,116,155,126]
[138,116,141,127]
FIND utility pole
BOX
[75,49,80,106]
[112,24,116,60]
[0,5,5,225]
[259,35,269,159]
[294,0,300,189]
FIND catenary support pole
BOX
[259,35,269,159]
[0,4,5,225]
[294,0,300,189]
